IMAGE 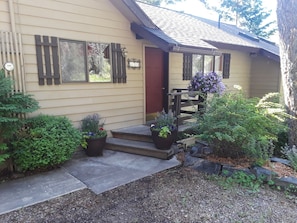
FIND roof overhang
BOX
[131,23,221,55]
[259,49,280,62]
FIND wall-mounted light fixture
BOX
[128,59,141,69]
[3,62,14,72]
[121,47,128,57]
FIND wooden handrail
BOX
[169,89,203,128]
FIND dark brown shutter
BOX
[111,43,127,83]
[35,35,60,85]
[222,53,231,79]
[183,53,192,80]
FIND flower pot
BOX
[151,129,178,150]
[85,136,107,156]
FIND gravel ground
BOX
[1,167,297,223]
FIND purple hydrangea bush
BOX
[188,72,226,95]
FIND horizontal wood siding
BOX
[250,56,280,97]
[168,50,252,96]
[7,0,145,129]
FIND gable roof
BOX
[196,16,279,61]
[113,0,279,60]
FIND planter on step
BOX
[151,128,177,150]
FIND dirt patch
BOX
[1,167,297,223]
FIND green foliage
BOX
[80,113,107,148]
[151,111,176,130]
[11,115,81,171]
[282,145,297,171]
[80,113,106,136]
[150,111,176,138]
[158,126,171,138]
[220,170,265,192]
[195,91,287,162]
[0,69,39,165]
[200,0,276,38]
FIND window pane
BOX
[59,40,87,82]
[204,55,214,73]
[214,55,223,75]
[192,54,203,76]
[87,42,111,82]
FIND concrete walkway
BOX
[0,150,180,215]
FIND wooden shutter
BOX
[35,35,60,85]
[111,43,127,83]
[183,53,192,80]
[222,53,231,79]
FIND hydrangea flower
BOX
[188,72,226,95]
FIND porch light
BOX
[3,62,14,72]
[121,47,128,57]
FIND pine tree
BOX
[200,0,276,38]
[0,69,39,164]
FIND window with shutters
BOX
[35,35,126,85]
[183,53,231,80]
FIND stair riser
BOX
[105,143,171,160]
[112,132,153,142]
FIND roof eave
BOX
[131,23,220,54]
[259,49,280,62]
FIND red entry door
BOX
[145,47,164,117]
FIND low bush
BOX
[195,91,287,163]
[11,115,81,171]
[282,144,297,171]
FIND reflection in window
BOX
[59,40,87,82]
[87,43,111,82]
[192,54,223,76]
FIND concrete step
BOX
[105,138,177,160]
[111,125,152,142]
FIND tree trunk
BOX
[277,0,297,146]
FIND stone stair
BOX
[105,125,178,160]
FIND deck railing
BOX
[168,88,204,127]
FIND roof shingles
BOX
[137,2,259,50]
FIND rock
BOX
[270,157,291,166]
[274,177,297,194]
[193,159,221,175]
[183,154,203,167]
[190,145,213,158]
[251,166,279,181]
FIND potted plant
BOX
[80,113,107,156]
[150,111,177,150]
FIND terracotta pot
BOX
[151,128,177,150]
[85,136,107,156]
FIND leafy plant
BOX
[80,113,107,148]
[158,126,171,138]
[220,170,265,192]
[0,69,39,165]
[281,144,297,171]
[11,115,81,171]
[150,111,177,138]
[195,90,287,163]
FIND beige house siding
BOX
[168,50,252,96]
[250,55,280,98]
[4,0,145,130]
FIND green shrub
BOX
[282,144,297,171]
[0,69,39,165]
[11,115,81,171]
[195,91,287,162]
